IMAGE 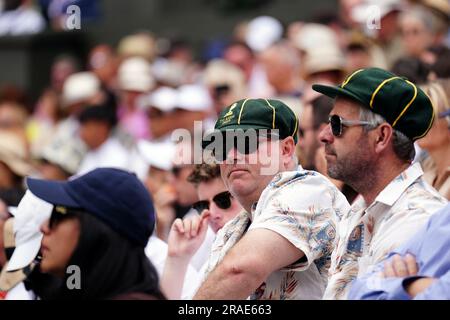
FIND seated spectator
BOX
[418,80,450,200]
[160,163,244,299]
[165,141,216,271]
[313,67,448,299]
[349,203,450,300]
[6,168,166,299]
[76,105,130,175]
[195,98,350,300]
[399,4,448,60]
[116,57,154,140]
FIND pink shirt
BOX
[117,104,151,140]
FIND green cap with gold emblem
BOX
[212,98,299,144]
[312,67,434,141]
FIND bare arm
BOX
[193,228,304,300]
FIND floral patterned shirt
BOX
[323,162,448,300]
[204,166,350,300]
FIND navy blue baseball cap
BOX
[26,168,155,247]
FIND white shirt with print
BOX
[323,162,448,300]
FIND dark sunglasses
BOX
[192,191,233,213]
[49,206,83,229]
[328,114,371,137]
[206,131,280,162]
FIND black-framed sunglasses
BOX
[206,130,280,162]
[328,114,371,137]
[192,191,233,214]
[49,206,83,229]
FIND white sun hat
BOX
[6,190,54,271]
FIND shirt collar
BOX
[374,162,424,207]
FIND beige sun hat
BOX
[293,23,339,52]
[118,57,155,92]
[0,131,31,177]
[117,32,157,62]
[62,72,101,107]
[303,45,346,78]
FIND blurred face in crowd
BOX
[79,120,110,150]
[121,90,142,108]
[318,97,374,184]
[196,177,242,233]
[260,49,292,92]
[37,161,70,181]
[169,164,198,206]
[223,44,253,81]
[418,109,450,152]
[346,47,371,71]
[51,59,78,93]
[378,11,400,42]
[40,213,80,277]
[0,162,17,189]
[298,104,321,169]
[219,135,294,211]
[339,0,363,28]
[400,15,433,58]
[88,45,117,85]
[170,142,199,206]
[145,166,170,195]
[0,102,28,130]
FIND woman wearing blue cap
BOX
[10,167,165,300]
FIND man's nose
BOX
[225,146,244,162]
[318,124,334,145]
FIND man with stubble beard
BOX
[313,68,447,299]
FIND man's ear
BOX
[282,137,296,164]
[374,123,393,154]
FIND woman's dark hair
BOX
[39,209,165,300]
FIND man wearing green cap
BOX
[194,98,350,299]
[312,67,447,299]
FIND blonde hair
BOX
[421,80,450,127]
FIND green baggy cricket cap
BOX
[204,98,299,146]
[312,67,434,141]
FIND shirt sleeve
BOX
[348,256,411,300]
[413,270,450,300]
[248,180,337,272]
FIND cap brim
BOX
[201,125,272,149]
[6,235,42,271]
[312,84,368,107]
[26,177,79,208]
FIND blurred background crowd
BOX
[0,0,449,248]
